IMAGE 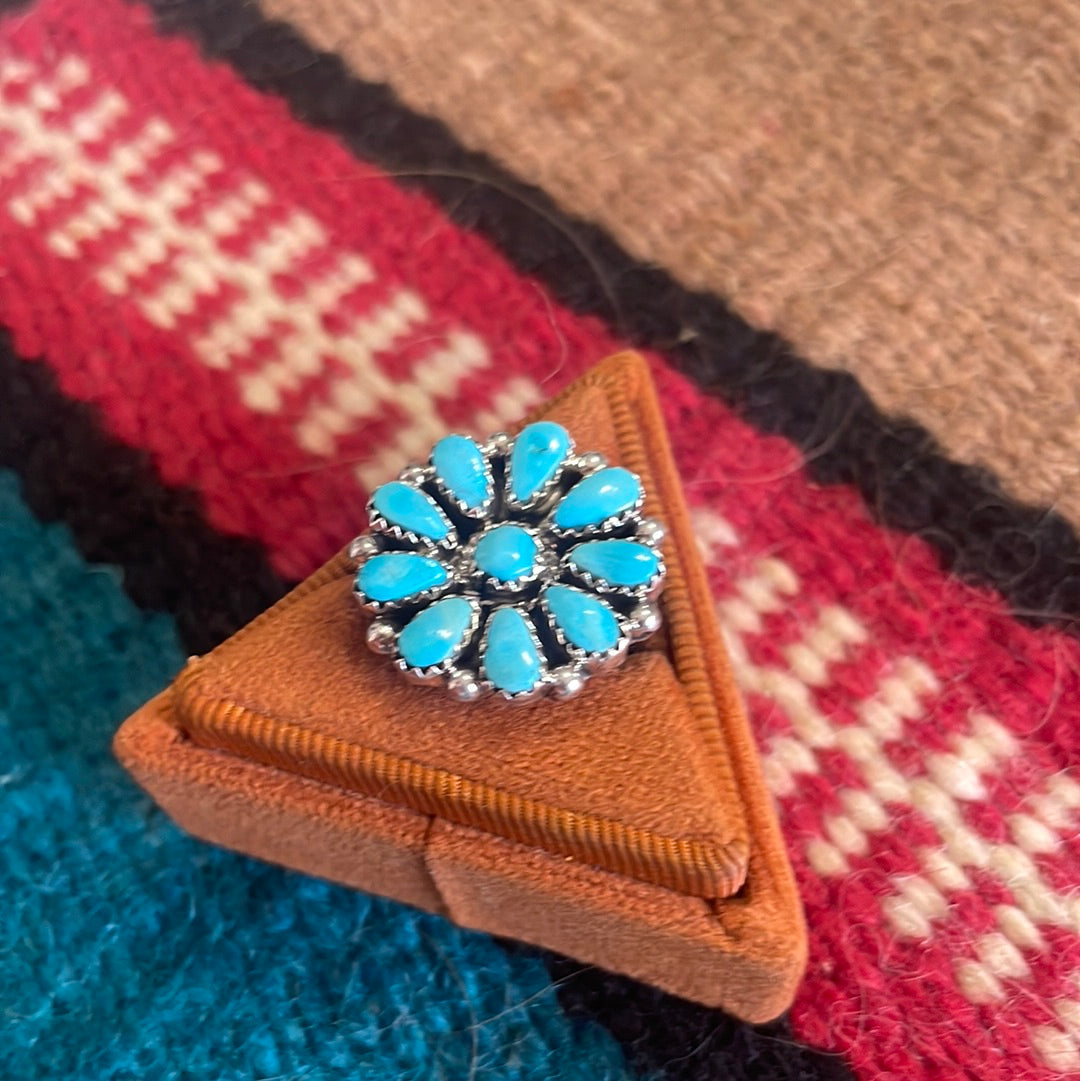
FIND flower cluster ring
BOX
[348,421,666,704]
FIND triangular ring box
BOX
[114,352,806,1021]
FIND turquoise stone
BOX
[474,524,537,582]
[552,467,642,530]
[508,421,570,503]
[398,596,475,669]
[371,481,452,541]
[544,585,621,654]
[483,606,542,694]
[568,539,660,587]
[432,434,492,511]
[357,552,448,603]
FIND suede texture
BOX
[114,352,807,1019]
[114,698,445,915]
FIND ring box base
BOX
[114,352,807,1021]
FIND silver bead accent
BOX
[365,619,398,654]
[482,431,512,456]
[629,602,663,642]
[535,547,562,578]
[637,517,667,547]
[574,451,607,474]
[398,464,431,486]
[348,535,381,563]
[550,667,587,700]
[448,671,487,702]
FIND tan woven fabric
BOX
[260,0,1080,522]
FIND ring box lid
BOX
[171,359,750,899]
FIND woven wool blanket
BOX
[3,2,1080,1079]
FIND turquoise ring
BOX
[349,422,666,704]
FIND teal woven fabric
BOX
[0,470,636,1081]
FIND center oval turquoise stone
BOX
[483,606,542,694]
[398,596,476,669]
[473,524,537,583]
[568,539,660,587]
[552,467,642,530]
[543,585,621,654]
[371,481,452,542]
[356,552,448,603]
[508,421,570,503]
[431,434,492,511]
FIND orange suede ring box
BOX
[114,352,807,1021]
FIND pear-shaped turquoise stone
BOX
[398,596,475,669]
[552,467,642,530]
[474,524,537,582]
[544,585,621,654]
[432,434,492,511]
[568,539,660,587]
[483,607,542,694]
[508,421,570,503]
[371,481,452,541]
[356,552,448,603]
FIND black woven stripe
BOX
[132,0,1080,631]
[537,952,855,1081]
[0,336,287,654]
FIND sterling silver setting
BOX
[562,523,667,600]
[366,506,458,553]
[348,422,667,704]
[455,523,557,596]
[476,604,550,704]
[545,486,646,541]
[393,596,483,684]
[535,588,632,671]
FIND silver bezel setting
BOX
[348,422,666,704]
[537,587,631,674]
[477,604,549,704]
[366,507,458,552]
[365,463,458,552]
[392,594,484,685]
[428,436,498,521]
[502,429,576,516]
[563,556,666,601]
[562,533,667,602]
[455,522,558,596]
[351,546,454,614]
[544,483,647,542]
